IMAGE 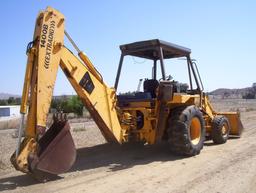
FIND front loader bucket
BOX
[218,112,244,136]
[29,120,76,175]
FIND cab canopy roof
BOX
[120,39,191,60]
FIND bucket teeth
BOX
[53,112,67,122]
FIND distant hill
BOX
[0,93,20,100]
[0,86,253,100]
[0,93,73,100]
[209,86,256,99]
[53,95,73,99]
[210,88,249,95]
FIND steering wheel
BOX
[159,75,173,81]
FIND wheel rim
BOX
[221,122,228,137]
[190,117,201,145]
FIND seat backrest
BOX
[143,79,159,98]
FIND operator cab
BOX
[115,39,203,105]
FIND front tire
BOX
[167,106,205,156]
[211,116,230,144]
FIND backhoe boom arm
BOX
[59,47,123,143]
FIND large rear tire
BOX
[167,105,205,156]
[211,116,230,144]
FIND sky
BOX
[1,0,256,95]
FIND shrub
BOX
[51,95,84,116]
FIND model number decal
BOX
[79,72,95,94]
[40,20,56,69]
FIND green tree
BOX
[7,97,15,105]
[14,98,21,105]
[0,100,8,105]
[51,98,63,111]
[67,96,83,116]
[50,95,84,116]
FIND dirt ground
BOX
[0,99,256,193]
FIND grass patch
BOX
[245,107,255,112]
[73,127,86,132]
[0,160,6,170]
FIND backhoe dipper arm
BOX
[11,7,123,177]
[11,7,65,174]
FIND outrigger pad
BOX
[29,120,76,175]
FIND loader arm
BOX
[11,7,123,178]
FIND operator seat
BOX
[143,79,159,98]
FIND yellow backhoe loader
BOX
[11,7,243,180]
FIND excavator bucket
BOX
[29,119,76,175]
[218,112,244,136]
